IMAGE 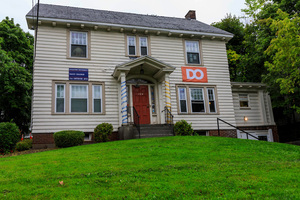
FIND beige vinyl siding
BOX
[33,26,236,134]
[32,26,128,133]
[151,37,236,130]
[232,90,275,126]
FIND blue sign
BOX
[69,68,88,81]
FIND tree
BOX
[264,10,300,113]
[211,14,245,81]
[0,17,33,133]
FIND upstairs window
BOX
[185,40,200,64]
[140,37,148,56]
[127,36,136,56]
[126,35,150,57]
[70,31,87,58]
[239,94,249,108]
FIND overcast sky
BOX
[0,0,247,34]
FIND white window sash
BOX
[55,84,65,113]
[70,31,88,57]
[93,85,102,113]
[189,88,205,113]
[178,87,187,113]
[70,85,88,112]
[139,37,148,55]
[207,88,216,113]
[127,36,136,55]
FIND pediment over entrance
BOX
[112,56,175,81]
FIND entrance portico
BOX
[112,56,175,126]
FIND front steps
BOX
[134,124,174,139]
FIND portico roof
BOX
[112,56,175,80]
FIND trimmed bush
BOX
[53,130,84,148]
[16,141,30,151]
[174,120,194,136]
[94,123,113,142]
[0,122,20,154]
[23,139,33,149]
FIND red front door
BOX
[132,85,150,124]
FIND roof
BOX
[26,4,233,36]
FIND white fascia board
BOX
[26,16,234,39]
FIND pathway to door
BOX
[132,85,150,124]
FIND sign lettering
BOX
[69,68,88,81]
[181,67,208,82]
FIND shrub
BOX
[53,130,84,148]
[23,139,33,149]
[16,141,30,151]
[0,122,20,154]
[94,123,113,142]
[174,120,194,136]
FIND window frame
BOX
[92,85,102,113]
[55,84,65,113]
[52,81,105,115]
[176,85,218,115]
[67,30,91,60]
[207,88,217,113]
[239,94,250,109]
[70,84,89,113]
[184,40,203,66]
[125,35,150,57]
[178,87,188,113]
[189,88,206,113]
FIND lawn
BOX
[0,136,299,199]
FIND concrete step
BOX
[133,124,174,139]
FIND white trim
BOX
[178,87,188,113]
[139,37,148,56]
[189,88,206,113]
[239,94,250,108]
[127,36,136,56]
[185,40,200,64]
[92,85,102,113]
[70,31,88,58]
[207,88,216,113]
[55,84,65,113]
[27,17,234,39]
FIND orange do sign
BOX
[181,67,208,82]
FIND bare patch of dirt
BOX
[0,148,58,158]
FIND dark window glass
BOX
[71,99,87,112]
[71,45,87,57]
[258,136,268,141]
[187,52,200,64]
[180,100,187,112]
[56,99,64,112]
[191,100,205,112]
[94,99,101,113]
[129,46,135,55]
[209,101,216,113]
[141,47,147,55]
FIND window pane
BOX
[180,100,187,113]
[93,86,101,99]
[128,36,135,46]
[71,99,87,112]
[140,37,147,47]
[239,94,249,107]
[191,101,205,112]
[71,45,87,57]
[129,46,136,55]
[56,98,64,113]
[187,52,200,64]
[207,88,216,113]
[94,99,101,112]
[141,47,147,55]
[71,32,87,45]
[186,41,199,52]
[71,85,87,98]
[57,85,64,98]
[150,86,156,114]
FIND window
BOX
[177,85,217,114]
[239,94,249,108]
[127,36,136,55]
[207,88,216,113]
[53,82,104,114]
[150,86,156,114]
[93,85,102,113]
[140,37,148,56]
[190,88,205,113]
[185,40,200,64]
[70,85,88,112]
[55,84,65,113]
[70,31,87,58]
[126,35,150,56]
[178,87,187,113]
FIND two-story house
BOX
[26,4,278,148]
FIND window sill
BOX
[67,57,91,60]
[239,107,251,110]
[184,63,204,66]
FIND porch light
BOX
[244,116,248,121]
[140,64,144,75]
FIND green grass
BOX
[0,136,299,199]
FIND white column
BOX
[120,72,128,125]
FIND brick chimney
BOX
[185,10,196,20]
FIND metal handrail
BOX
[217,118,259,140]
[128,106,140,138]
[162,106,174,135]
